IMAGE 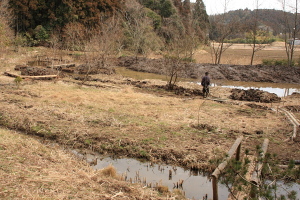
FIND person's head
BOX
[205,72,209,76]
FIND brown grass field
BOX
[193,42,300,65]
[0,44,300,199]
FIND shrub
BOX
[14,76,22,88]
[262,59,274,66]
[262,59,295,66]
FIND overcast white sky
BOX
[192,0,296,15]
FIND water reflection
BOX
[116,67,300,98]
[86,155,230,200]
[213,80,300,97]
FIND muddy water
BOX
[85,154,230,200]
[116,67,300,97]
[214,80,300,97]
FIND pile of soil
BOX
[118,56,300,84]
[15,62,116,77]
[124,79,204,96]
[15,65,57,76]
[245,103,271,110]
[285,105,300,112]
[230,88,281,103]
[287,92,300,98]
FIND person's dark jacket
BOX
[201,75,210,87]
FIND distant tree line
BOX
[209,8,300,42]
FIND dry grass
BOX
[0,46,299,178]
[194,42,300,65]
[0,128,176,199]
[0,73,296,168]
[100,164,118,178]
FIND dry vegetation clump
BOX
[0,128,176,199]
[99,164,118,178]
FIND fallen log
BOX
[4,72,19,78]
[211,136,243,200]
[251,138,269,185]
[4,72,57,80]
[278,108,300,140]
[250,138,269,198]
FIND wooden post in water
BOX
[211,136,243,200]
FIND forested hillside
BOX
[209,8,299,40]
[1,0,209,53]
[1,0,299,58]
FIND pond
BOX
[116,67,300,98]
[84,154,230,200]
[72,151,300,200]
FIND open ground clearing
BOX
[0,45,300,199]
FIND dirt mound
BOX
[287,92,300,98]
[230,88,281,103]
[284,105,300,112]
[16,66,57,76]
[118,56,300,84]
[245,103,270,110]
[15,61,116,77]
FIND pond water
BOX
[85,154,230,200]
[116,67,300,98]
[213,80,300,98]
[75,152,300,200]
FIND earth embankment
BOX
[118,56,300,84]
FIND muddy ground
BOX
[118,56,300,84]
[1,51,300,177]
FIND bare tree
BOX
[163,33,196,90]
[248,0,272,65]
[79,16,123,85]
[281,0,299,67]
[63,22,87,51]
[209,0,240,64]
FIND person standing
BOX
[201,72,210,98]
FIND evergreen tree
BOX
[193,0,209,30]
[159,0,174,18]
[182,0,191,17]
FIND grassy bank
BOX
[0,128,173,199]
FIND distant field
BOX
[194,42,300,65]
